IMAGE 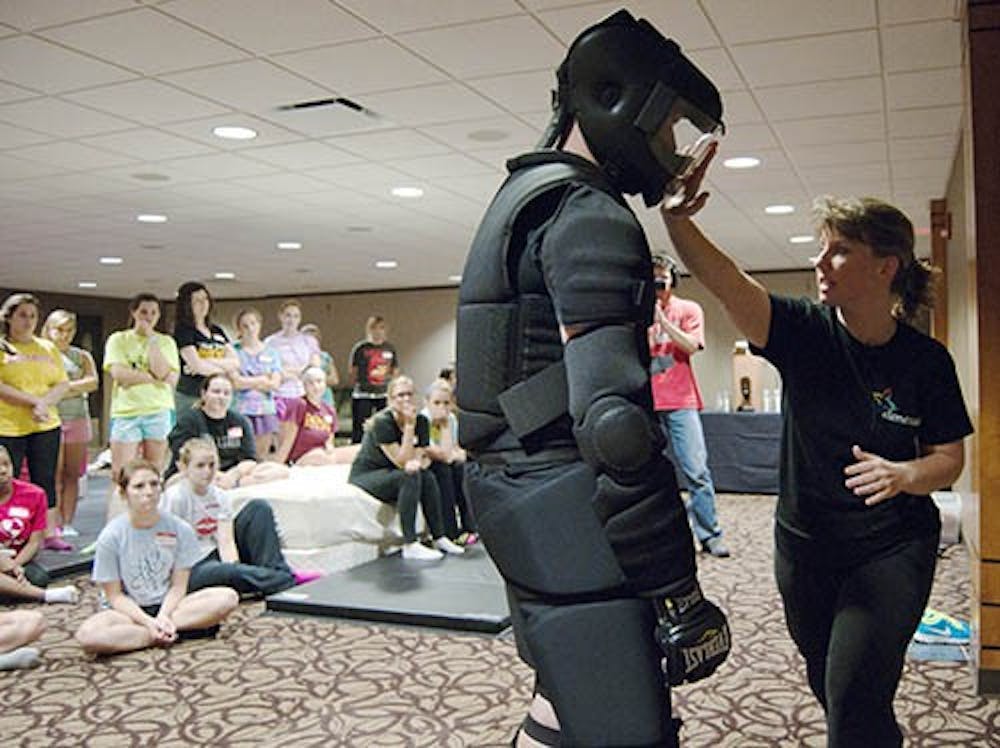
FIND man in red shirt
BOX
[649,255,730,557]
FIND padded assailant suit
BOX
[456,10,731,747]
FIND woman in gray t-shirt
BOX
[75,459,238,656]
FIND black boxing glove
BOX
[653,581,731,686]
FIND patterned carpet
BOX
[3,495,997,747]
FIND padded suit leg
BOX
[512,590,677,747]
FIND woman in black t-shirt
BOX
[173,282,240,416]
[165,374,288,490]
[662,145,972,748]
[348,376,464,561]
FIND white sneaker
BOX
[61,525,80,538]
[434,537,465,556]
[402,541,444,561]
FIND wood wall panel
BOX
[968,0,1000,692]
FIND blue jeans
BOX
[658,408,721,543]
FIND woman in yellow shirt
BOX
[0,293,69,551]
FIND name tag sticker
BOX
[155,532,177,547]
[227,426,243,438]
[8,507,30,519]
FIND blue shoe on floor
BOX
[914,608,970,645]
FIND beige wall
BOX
[207,270,818,411]
[210,287,460,396]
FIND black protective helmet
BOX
[541,9,725,206]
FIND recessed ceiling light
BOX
[99,256,123,265]
[131,172,170,182]
[375,260,398,269]
[468,129,508,142]
[77,281,97,289]
[449,275,462,283]
[765,204,795,215]
[722,156,760,169]
[390,186,423,199]
[212,125,258,140]
[789,234,815,244]
[137,213,167,223]
[214,271,236,280]
[276,241,302,250]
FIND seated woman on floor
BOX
[0,608,46,671]
[421,378,476,545]
[348,375,464,561]
[75,458,239,656]
[273,367,358,467]
[0,445,78,606]
[165,373,289,489]
[161,437,304,597]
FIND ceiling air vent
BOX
[274,96,384,135]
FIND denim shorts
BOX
[110,410,173,443]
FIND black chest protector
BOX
[456,151,624,456]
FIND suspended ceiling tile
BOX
[703,0,874,44]
[730,30,879,88]
[0,97,135,137]
[755,77,883,122]
[399,16,564,79]
[66,78,230,125]
[40,7,248,75]
[0,35,134,93]
[337,0,521,34]
[163,0,375,54]
[274,38,447,96]
[881,19,962,73]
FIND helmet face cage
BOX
[553,10,724,206]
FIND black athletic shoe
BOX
[702,536,731,558]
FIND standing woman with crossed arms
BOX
[0,293,69,550]
[662,144,972,747]
[42,309,99,538]
[104,293,179,484]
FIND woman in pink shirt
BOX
[274,367,357,466]
[263,300,320,421]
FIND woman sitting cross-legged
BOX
[274,366,358,467]
[348,375,464,561]
[165,373,289,489]
[161,437,299,597]
[0,445,79,605]
[0,609,46,671]
[75,459,239,656]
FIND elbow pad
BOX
[574,395,663,481]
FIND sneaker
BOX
[61,525,80,538]
[434,536,465,556]
[914,608,970,645]
[402,541,444,561]
[463,532,479,546]
[292,569,324,585]
[701,536,731,558]
[43,536,74,552]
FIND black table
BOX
[665,412,782,495]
